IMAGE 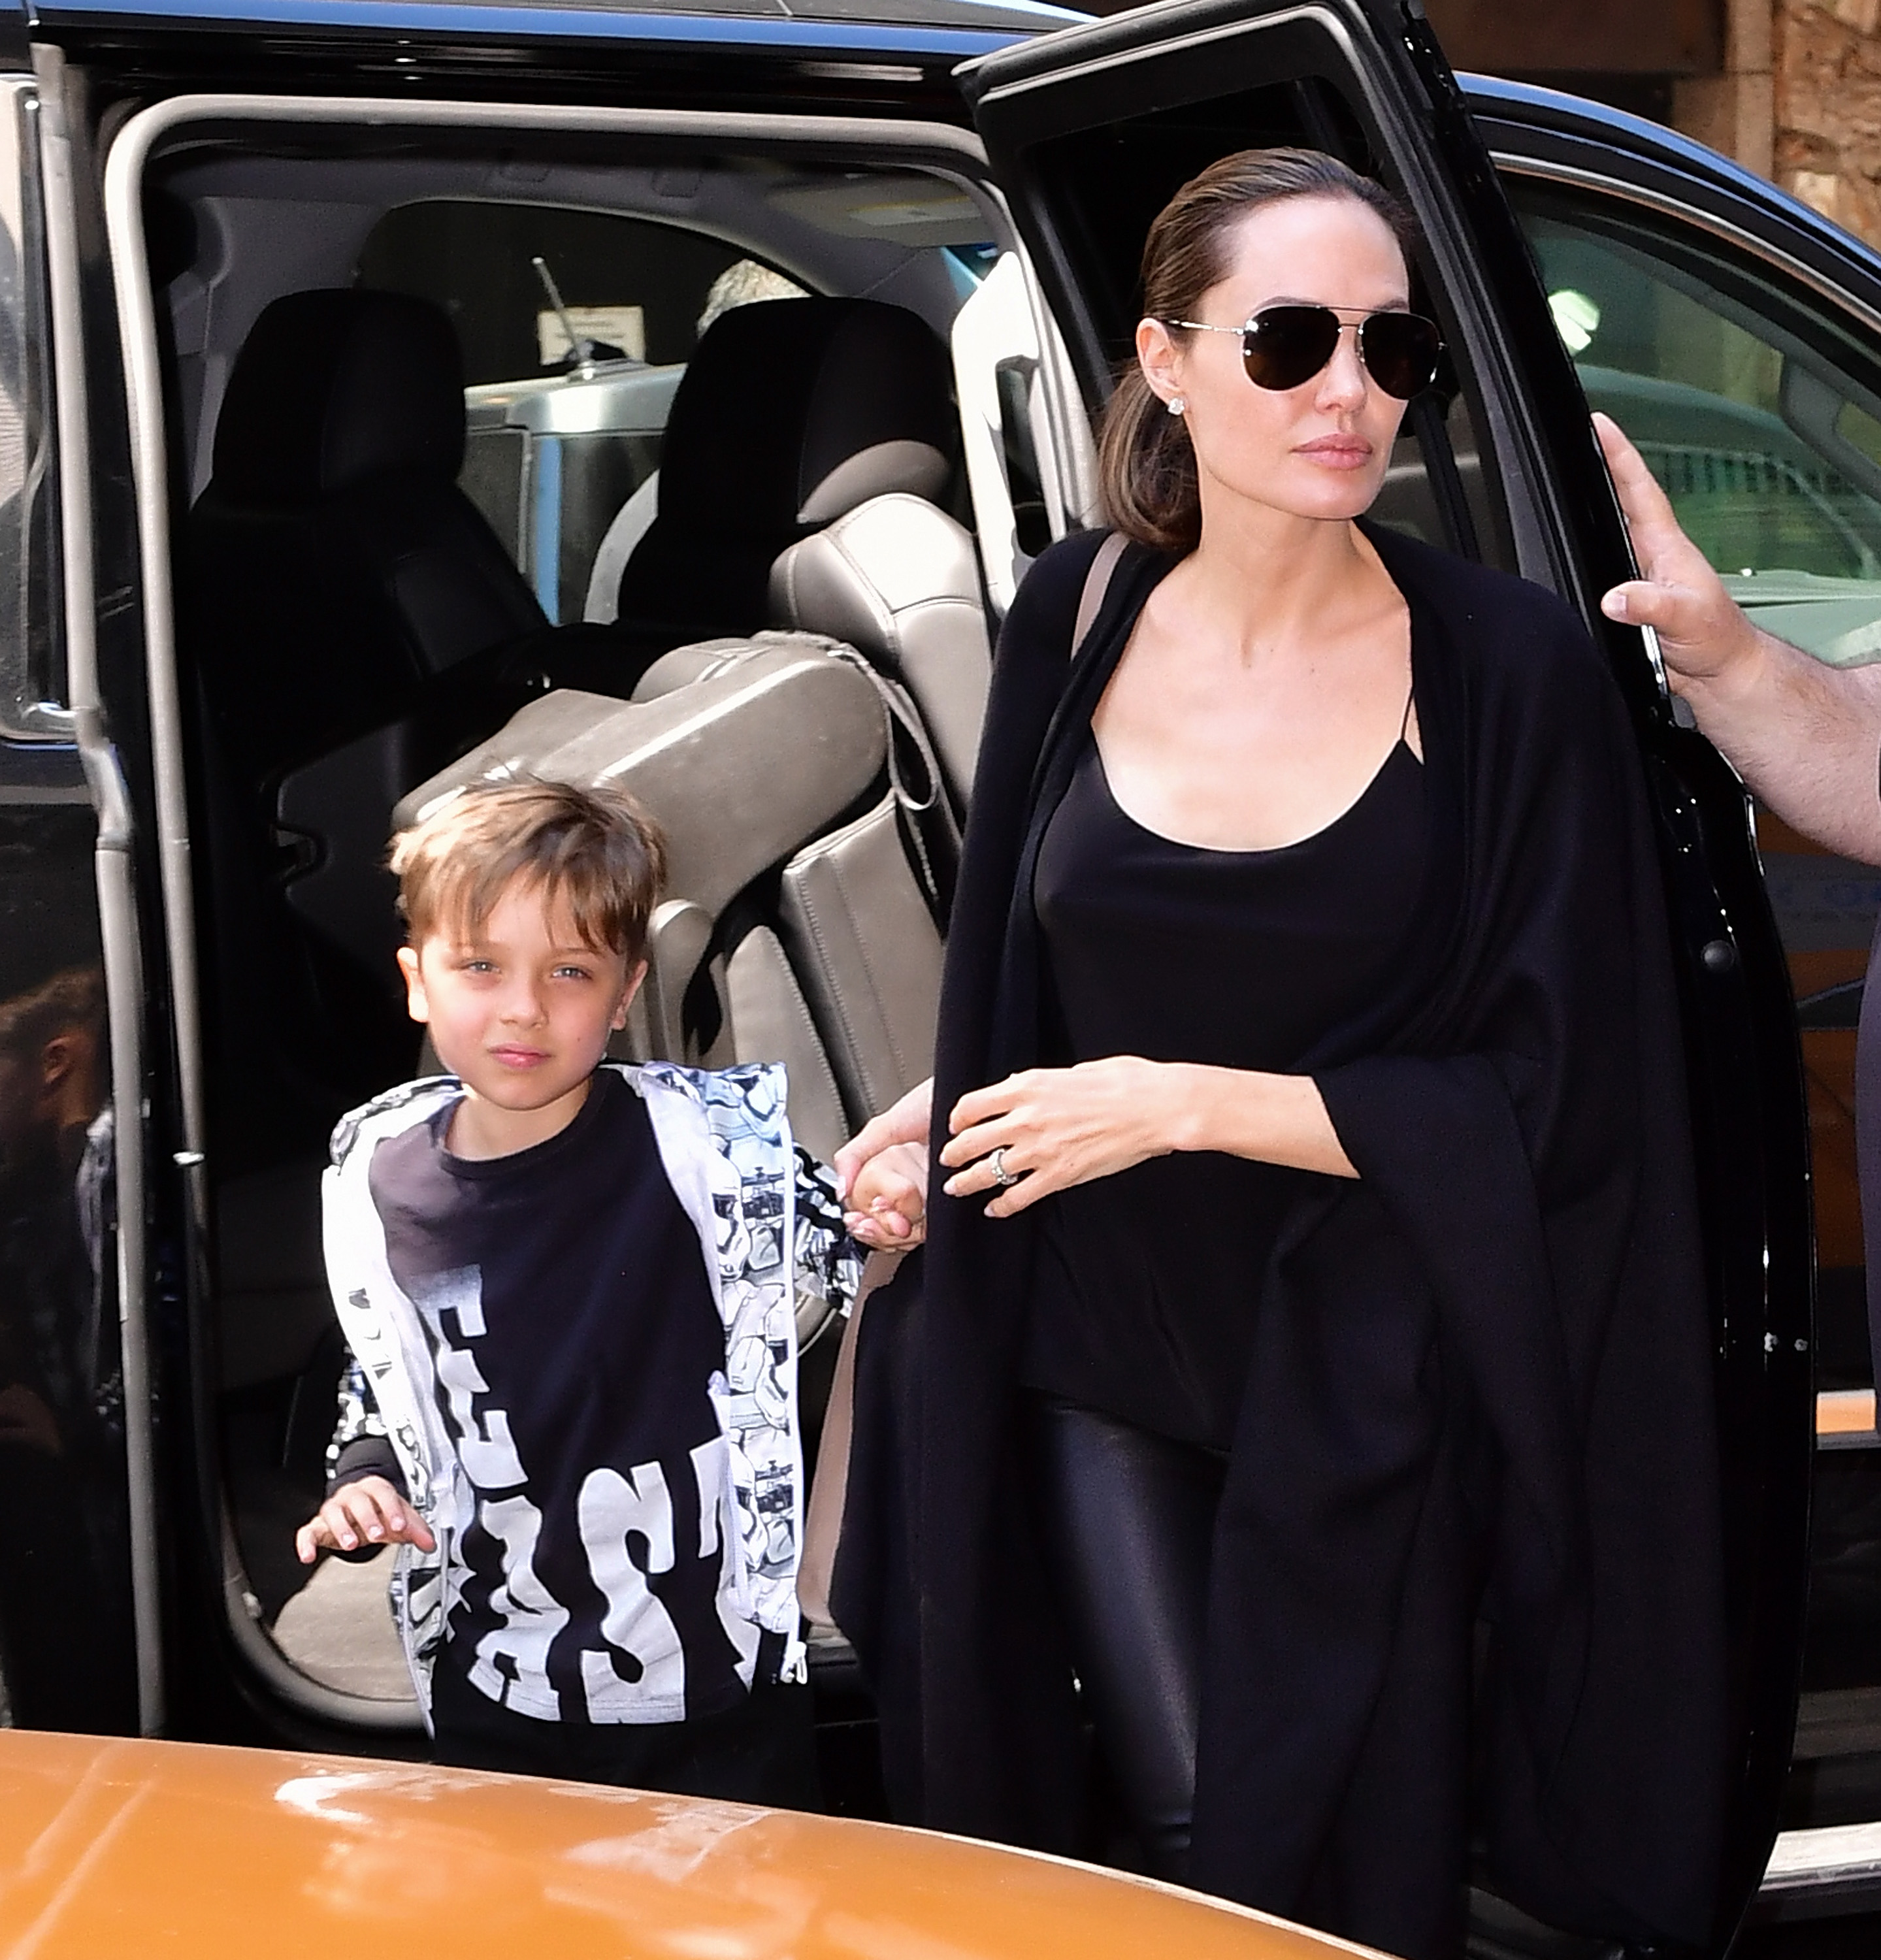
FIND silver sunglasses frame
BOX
[1162,305,1444,398]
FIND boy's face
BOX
[397,879,646,1154]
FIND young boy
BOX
[294,779,865,1803]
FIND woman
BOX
[829,150,1726,1960]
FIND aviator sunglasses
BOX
[1166,304,1445,401]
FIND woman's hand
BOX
[941,1060,1358,1217]
[939,1058,1189,1218]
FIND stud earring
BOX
[1168,395,1186,416]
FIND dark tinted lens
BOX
[1239,306,1341,391]
[1357,312,1443,399]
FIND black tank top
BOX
[1022,725,1428,1450]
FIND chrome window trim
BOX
[35,46,165,1737]
[0,75,67,742]
[99,87,1049,1733]
[1491,152,1881,350]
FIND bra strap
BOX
[1071,532,1130,661]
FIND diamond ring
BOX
[989,1146,1020,1188]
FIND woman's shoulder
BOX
[1366,521,1579,637]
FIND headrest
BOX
[770,495,990,811]
[656,298,953,535]
[211,290,466,505]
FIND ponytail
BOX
[1098,363,1202,556]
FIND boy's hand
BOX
[843,1141,928,1250]
[295,1476,436,1565]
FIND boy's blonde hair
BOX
[390,778,666,962]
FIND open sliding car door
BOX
[962,3,1812,1950]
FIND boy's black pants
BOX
[429,1642,819,1809]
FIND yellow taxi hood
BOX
[0,1730,1386,1959]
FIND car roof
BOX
[0,1729,1366,1958]
[34,0,1087,57]
[1459,72,1881,281]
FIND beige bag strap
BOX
[797,1247,902,1631]
[1071,531,1129,660]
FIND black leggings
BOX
[1026,1393,1225,1883]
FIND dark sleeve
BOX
[1315,610,1662,1412]
[793,1145,868,1320]
[329,1434,404,1495]
[1313,595,1726,1940]
[324,1352,407,1501]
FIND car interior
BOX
[126,96,1541,1789]
[145,127,1066,1723]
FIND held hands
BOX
[1594,412,1764,697]
[834,1059,1185,1242]
[838,1078,934,1250]
[844,1143,930,1250]
[295,1475,436,1566]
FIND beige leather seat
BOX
[768,491,992,817]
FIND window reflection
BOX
[0,962,134,1728]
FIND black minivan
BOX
[9,0,1881,1948]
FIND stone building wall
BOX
[1774,0,1881,248]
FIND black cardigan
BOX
[832,523,1727,1959]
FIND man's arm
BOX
[1595,412,1881,865]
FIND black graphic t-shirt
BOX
[366,1070,755,1725]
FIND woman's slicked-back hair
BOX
[1098,148,1418,555]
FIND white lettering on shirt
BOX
[576,1462,687,1720]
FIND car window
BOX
[1513,182,1881,1233]
[357,201,772,380]
[355,202,810,623]
[1511,186,1881,657]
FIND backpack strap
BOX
[1071,531,1129,661]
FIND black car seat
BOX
[183,288,553,1133]
[188,288,546,774]
[608,298,957,661]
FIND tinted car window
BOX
[356,201,762,380]
[1513,188,1881,638]
[355,202,810,622]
